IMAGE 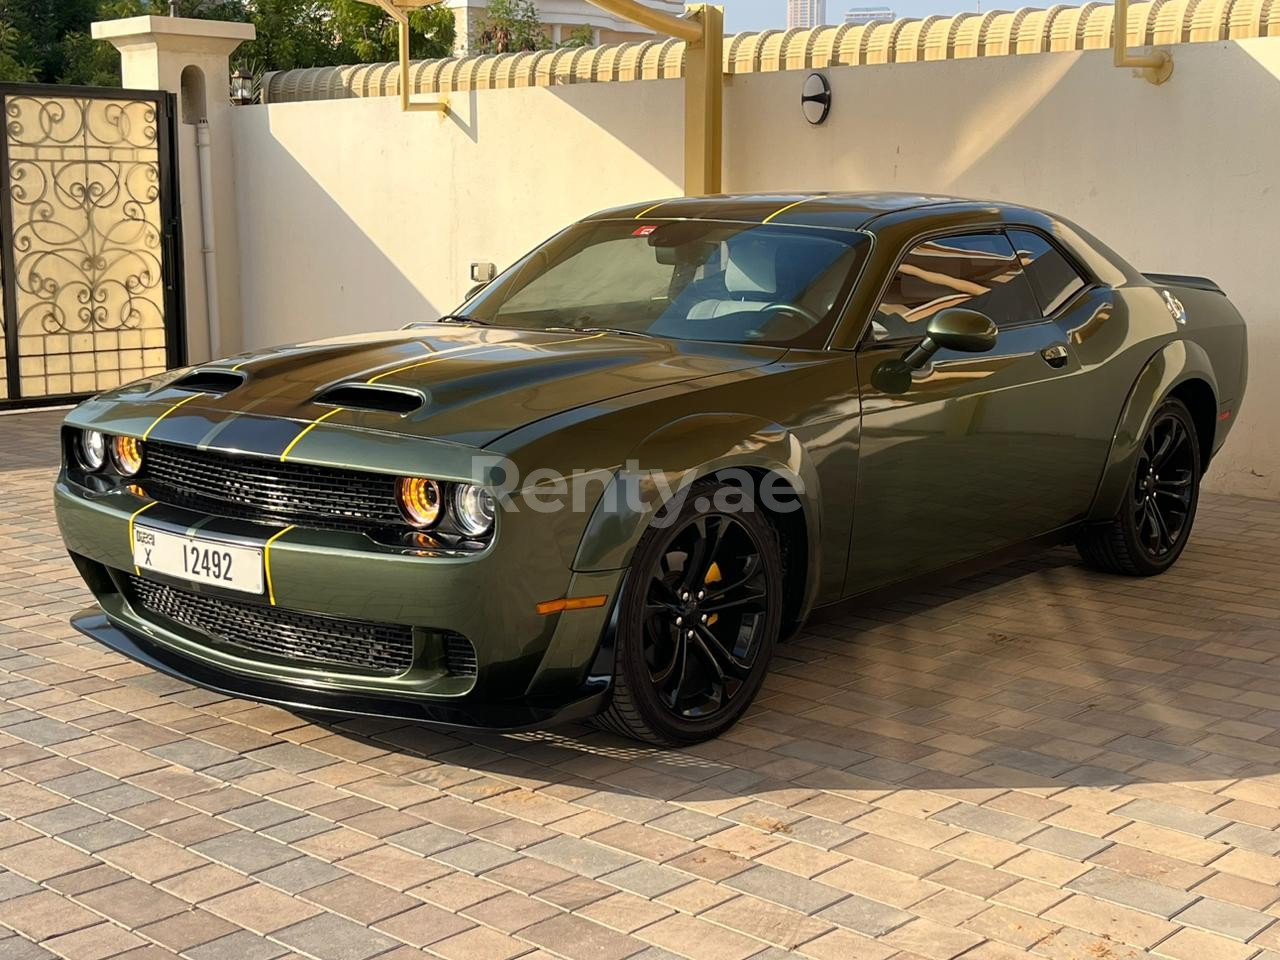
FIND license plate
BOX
[132,524,265,595]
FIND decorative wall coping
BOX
[263,0,1280,102]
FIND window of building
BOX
[871,232,1040,340]
[1008,229,1088,316]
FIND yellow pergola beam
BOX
[1113,0,1173,84]
[357,0,450,112]
[586,1,723,196]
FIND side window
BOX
[872,232,1040,341]
[1008,229,1088,316]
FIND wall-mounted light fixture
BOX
[802,74,832,125]
[230,69,254,105]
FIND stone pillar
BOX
[91,16,255,363]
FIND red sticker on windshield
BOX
[633,225,658,236]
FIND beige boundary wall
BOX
[231,38,1280,499]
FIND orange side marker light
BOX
[536,595,609,616]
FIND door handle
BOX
[1040,344,1069,369]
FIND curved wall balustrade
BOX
[263,0,1280,102]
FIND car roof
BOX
[585,192,975,231]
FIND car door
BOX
[844,230,1102,595]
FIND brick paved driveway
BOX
[3,408,1280,960]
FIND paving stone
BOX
[816,894,915,937]
[4,719,86,746]
[22,803,106,835]
[1023,826,1113,861]
[274,913,400,960]
[724,863,846,914]
[262,814,334,843]
[59,819,145,852]
[193,831,302,873]
[150,741,243,771]
[386,823,471,857]
[1211,822,1280,855]
[1066,867,1199,919]
[519,912,647,960]
[1118,798,1234,838]
[221,799,305,831]
[1172,897,1276,941]
[433,839,520,875]
[0,871,41,901]
[524,835,638,879]
[41,770,121,798]
[255,856,347,894]
[601,860,693,898]
[0,934,56,960]
[932,804,1040,843]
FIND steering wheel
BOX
[759,302,823,328]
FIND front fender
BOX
[571,412,822,603]
[1088,338,1218,522]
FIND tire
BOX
[1077,397,1201,577]
[596,481,784,746]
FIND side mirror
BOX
[902,308,997,369]
[470,261,496,283]
[464,283,489,300]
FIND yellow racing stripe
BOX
[263,525,296,606]
[128,500,158,575]
[367,341,497,385]
[762,196,816,224]
[280,407,344,462]
[634,199,670,220]
[142,391,205,441]
[369,332,608,385]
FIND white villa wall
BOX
[231,39,1280,498]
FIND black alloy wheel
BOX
[1077,397,1201,577]
[598,481,783,745]
[1131,408,1197,560]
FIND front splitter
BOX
[72,608,608,733]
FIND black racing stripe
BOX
[143,408,228,447]
[195,414,311,458]
[772,208,878,230]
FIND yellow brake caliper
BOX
[705,562,722,626]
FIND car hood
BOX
[90,326,786,450]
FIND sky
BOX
[723,0,993,32]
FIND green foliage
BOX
[0,0,456,88]
[472,0,548,55]
[559,24,596,49]
[0,16,35,80]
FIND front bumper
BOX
[56,474,624,726]
[71,610,609,731]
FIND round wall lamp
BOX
[802,73,832,125]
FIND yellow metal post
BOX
[357,0,449,112]
[585,0,724,196]
[683,4,723,195]
[1113,0,1173,84]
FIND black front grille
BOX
[445,633,478,678]
[142,441,402,533]
[126,575,415,676]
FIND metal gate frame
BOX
[0,83,186,411]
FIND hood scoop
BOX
[314,383,426,415]
[172,369,246,394]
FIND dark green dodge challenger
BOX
[56,193,1248,745]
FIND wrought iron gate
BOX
[0,84,185,409]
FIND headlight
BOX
[453,484,496,537]
[79,430,106,471]
[111,435,144,476]
[398,477,442,528]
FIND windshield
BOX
[461,219,871,348]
